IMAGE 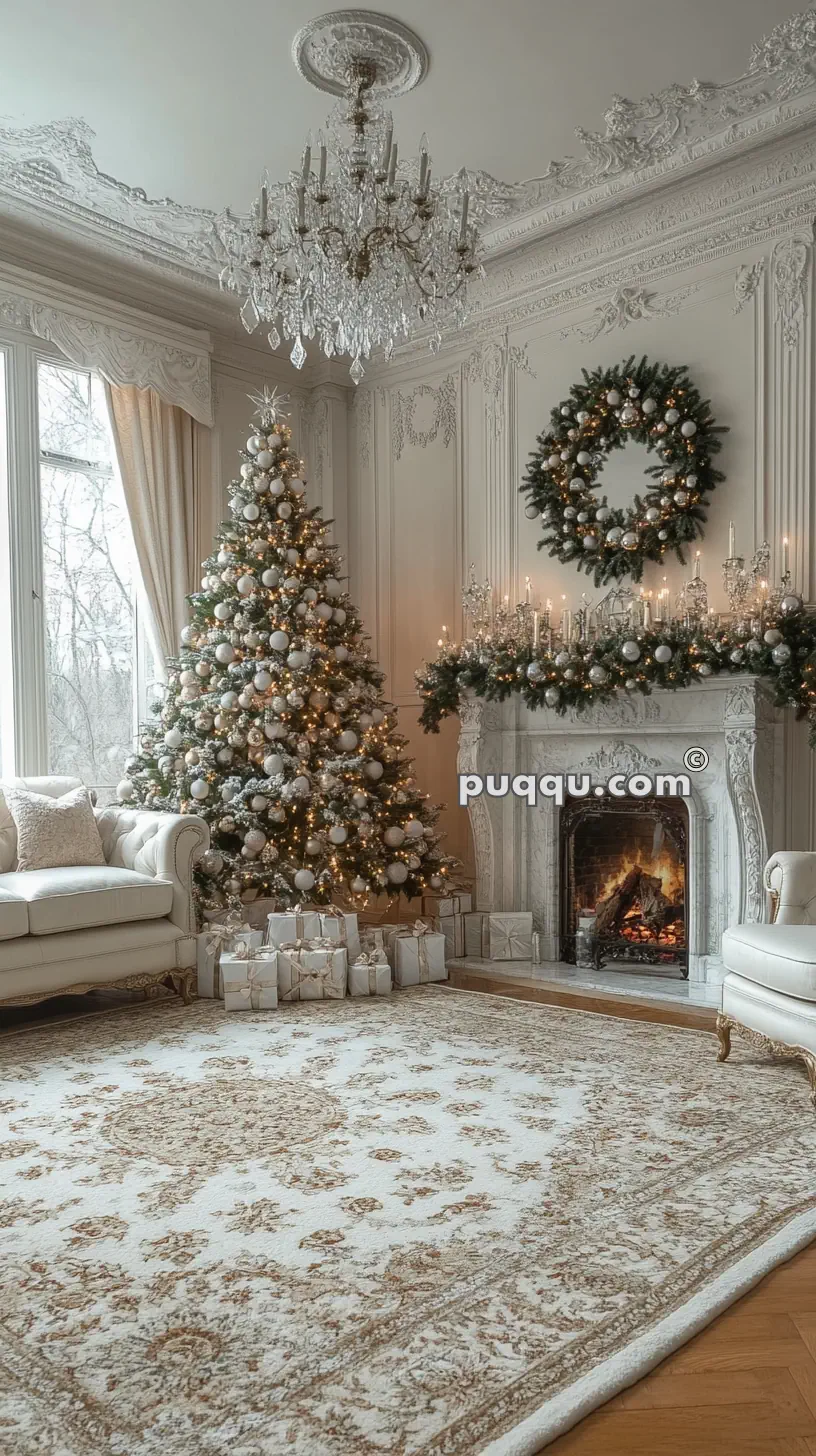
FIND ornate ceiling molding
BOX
[0,263,213,423]
[292,11,429,97]
[0,9,814,316]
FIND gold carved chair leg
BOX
[716,1012,816,1106]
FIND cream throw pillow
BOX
[3,785,106,872]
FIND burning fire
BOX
[596,849,684,907]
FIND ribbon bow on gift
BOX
[279,937,337,952]
[204,916,252,956]
[354,950,387,994]
[396,920,433,981]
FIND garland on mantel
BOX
[416,606,816,745]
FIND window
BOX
[0,337,158,803]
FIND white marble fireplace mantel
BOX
[456,676,789,984]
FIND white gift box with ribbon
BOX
[488,912,534,960]
[422,892,472,919]
[265,907,321,949]
[196,919,265,998]
[277,940,347,1002]
[377,923,416,969]
[220,944,279,1011]
[348,949,391,997]
[433,913,465,959]
[393,923,447,988]
[317,910,361,962]
[463,912,491,959]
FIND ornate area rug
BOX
[2,988,816,1456]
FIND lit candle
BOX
[693,551,701,580]
[532,611,540,648]
[259,184,268,230]
[318,139,327,190]
[782,536,790,576]
[525,576,532,604]
[301,137,312,183]
[642,598,652,629]
[729,521,736,559]
[380,123,393,177]
[296,185,306,229]
[654,590,664,623]
[418,134,429,196]
[561,609,572,643]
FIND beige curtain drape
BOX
[105,384,211,671]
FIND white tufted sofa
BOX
[0,776,209,1008]
[718,851,816,1104]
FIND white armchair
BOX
[718,850,816,1104]
[0,778,208,1009]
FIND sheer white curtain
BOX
[105,384,211,672]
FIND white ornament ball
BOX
[588,665,608,685]
[246,435,263,455]
[386,862,408,885]
[325,578,342,598]
[642,398,657,415]
[364,760,384,781]
[772,643,792,665]
[253,670,272,692]
[287,650,308,669]
[524,503,539,519]
[681,420,697,437]
[190,779,210,800]
[242,502,261,521]
[269,631,290,653]
[293,869,315,893]
[292,775,311,795]
[544,686,560,707]
[621,640,641,662]
[255,450,274,469]
[664,408,680,424]
[673,490,689,507]
[645,507,660,523]
[216,747,233,765]
[606,526,623,544]
[181,684,199,701]
[337,730,358,751]
[328,825,348,845]
[621,531,639,550]
[582,533,598,551]
[351,792,367,809]
[606,389,622,406]
[384,826,405,848]
[237,575,256,597]
[262,569,280,589]
[263,753,284,777]
[277,502,292,519]
[315,601,333,621]
[404,820,424,839]
[213,603,232,622]
[654,644,673,664]
[333,608,347,625]
[333,645,349,663]
[116,779,135,802]
[215,643,236,664]
[164,728,183,750]
[244,828,266,853]
[763,628,782,646]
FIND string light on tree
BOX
[121,385,457,912]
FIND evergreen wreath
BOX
[521,355,727,586]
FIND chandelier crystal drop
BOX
[217,52,484,383]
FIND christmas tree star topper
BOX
[248,385,291,424]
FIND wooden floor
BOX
[3,982,815,1453]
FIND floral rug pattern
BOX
[1,988,815,1455]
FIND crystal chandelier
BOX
[216,15,483,384]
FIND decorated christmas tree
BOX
[120,388,457,915]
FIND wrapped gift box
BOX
[463,912,534,960]
[488,912,534,961]
[463,911,490,959]
[221,947,279,1011]
[378,923,416,968]
[317,910,361,962]
[277,942,347,1002]
[422,892,472,918]
[433,913,465,959]
[196,921,265,998]
[393,927,447,988]
[240,896,278,930]
[348,951,392,997]
[266,908,321,949]
[360,926,388,956]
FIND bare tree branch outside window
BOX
[37,363,155,805]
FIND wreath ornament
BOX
[521,356,727,586]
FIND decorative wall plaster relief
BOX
[773,233,812,346]
[351,388,372,468]
[391,376,457,461]
[465,340,534,434]
[734,259,766,314]
[725,727,768,922]
[561,284,698,341]
[300,393,330,486]
[0,12,815,292]
[0,287,213,423]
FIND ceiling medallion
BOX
[217,10,487,383]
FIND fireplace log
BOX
[594,866,643,936]
[638,873,677,933]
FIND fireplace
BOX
[456,677,797,985]
[559,798,688,974]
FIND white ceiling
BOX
[0,0,804,215]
